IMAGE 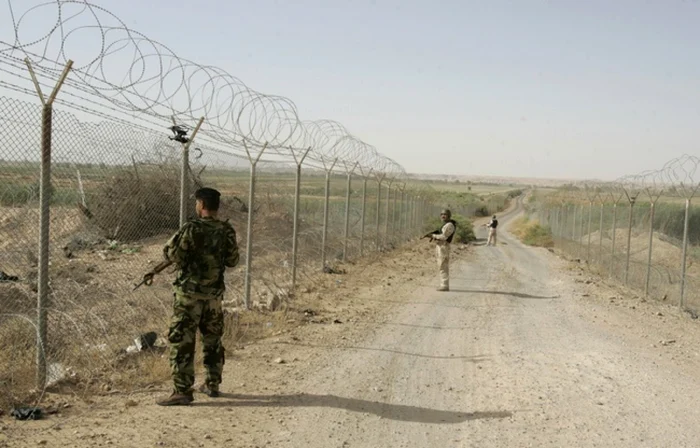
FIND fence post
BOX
[598,200,605,265]
[176,116,205,227]
[624,195,637,285]
[409,195,415,235]
[679,198,692,308]
[320,158,339,269]
[391,185,399,245]
[416,197,422,235]
[571,204,577,255]
[645,199,657,297]
[242,141,268,309]
[578,203,585,256]
[24,58,73,389]
[375,173,385,250]
[404,192,413,236]
[586,200,593,263]
[342,162,358,261]
[290,147,311,291]
[610,199,619,278]
[384,180,393,248]
[398,185,406,241]
[358,168,370,257]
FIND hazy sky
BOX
[5,0,700,180]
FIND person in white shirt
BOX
[429,209,456,291]
[484,215,498,246]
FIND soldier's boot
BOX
[437,286,449,292]
[198,383,220,398]
[156,391,194,406]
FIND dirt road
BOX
[5,203,700,447]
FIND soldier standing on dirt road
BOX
[152,187,240,406]
[485,215,498,246]
[429,209,456,292]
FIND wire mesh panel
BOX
[533,163,699,317]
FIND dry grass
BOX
[510,216,554,248]
[0,166,478,410]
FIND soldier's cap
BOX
[440,209,452,218]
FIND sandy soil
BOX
[3,201,700,448]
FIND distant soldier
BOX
[484,215,498,246]
[428,209,456,291]
[155,187,240,406]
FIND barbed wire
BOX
[0,0,404,177]
[533,154,700,318]
[543,155,700,206]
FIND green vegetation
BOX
[510,216,554,247]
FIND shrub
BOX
[474,206,490,217]
[511,216,554,247]
[88,165,198,241]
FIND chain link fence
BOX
[0,94,460,408]
[0,0,514,410]
[527,160,700,316]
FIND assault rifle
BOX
[133,259,174,291]
[420,230,441,240]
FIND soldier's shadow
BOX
[190,392,513,424]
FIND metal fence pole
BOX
[645,200,656,297]
[578,204,585,256]
[24,58,73,389]
[415,198,421,235]
[290,147,311,291]
[598,201,605,264]
[375,174,385,250]
[624,197,636,285]
[384,181,393,247]
[408,195,414,236]
[391,185,399,245]
[242,141,268,309]
[342,163,357,261]
[409,195,415,235]
[411,195,418,236]
[571,204,577,255]
[586,201,593,263]
[610,201,619,278]
[417,197,422,235]
[177,117,205,227]
[399,187,406,241]
[679,198,691,308]
[321,158,338,269]
[359,171,369,257]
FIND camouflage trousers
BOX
[167,291,225,394]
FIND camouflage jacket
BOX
[163,217,239,299]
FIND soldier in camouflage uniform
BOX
[156,187,240,406]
